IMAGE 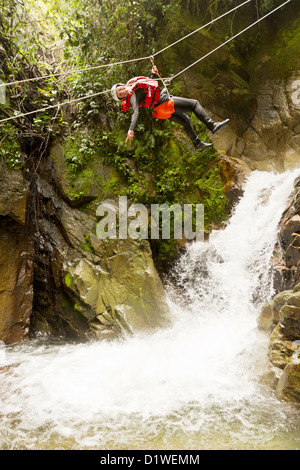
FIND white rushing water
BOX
[1,170,300,450]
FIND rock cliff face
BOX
[0,163,33,343]
[258,285,300,403]
[177,8,300,173]
[237,77,300,172]
[258,180,300,403]
[273,178,300,292]
[30,173,170,341]
[0,154,170,344]
[210,73,300,174]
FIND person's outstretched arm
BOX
[125,88,145,144]
[125,68,159,144]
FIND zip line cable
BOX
[0,89,111,124]
[170,0,292,81]
[0,0,293,125]
[0,0,252,89]
[0,77,169,124]
[152,0,252,57]
[0,56,150,89]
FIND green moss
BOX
[68,168,99,197]
[79,233,95,253]
[0,122,22,170]
[101,175,122,196]
[64,131,99,182]
[247,15,300,86]
[64,272,73,288]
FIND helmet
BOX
[111,83,126,102]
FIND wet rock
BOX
[266,180,300,403]
[0,165,33,344]
[266,284,300,401]
[257,301,274,332]
[219,156,251,208]
[260,365,283,390]
[276,357,300,402]
[280,303,300,339]
[240,78,300,172]
[257,290,293,332]
[272,182,300,292]
[269,324,297,370]
[30,177,170,341]
[272,290,294,323]
[0,163,28,224]
[0,220,33,344]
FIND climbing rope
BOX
[170,0,293,81]
[0,0,293,125]
[0,89,111,124]
[0,56,150,89]
[152,0,252,58]
[0,0,252,89]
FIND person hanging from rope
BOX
[110,64,230,150]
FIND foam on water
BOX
[1,170,300,450]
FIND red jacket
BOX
[121,76,160,112]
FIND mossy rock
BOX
[50,139,126,206]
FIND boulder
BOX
[276,358,300,402]
[259,365,283,390]
[257,301,274,332]
[269,324,298,370]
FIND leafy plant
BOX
[0,122,22,170]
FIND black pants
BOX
[168,96,213,144]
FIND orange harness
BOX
[153,99,175,119]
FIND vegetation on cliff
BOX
[0,0,241,267]
[1,0,300,345]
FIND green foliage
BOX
[0,0,232,268]
[64,131,98,183]
[195,165,227,224]
[0,122,22,170]
[79,233,95,253]
[183,0,285,17]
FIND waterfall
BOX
[1,169,300,450]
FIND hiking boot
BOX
[193,137,213,149]
[210,118,230,135]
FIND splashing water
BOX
[1,170,300,450]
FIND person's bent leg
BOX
[169,112,212,149]
[172,97,229,135]
[193,100,230,134]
